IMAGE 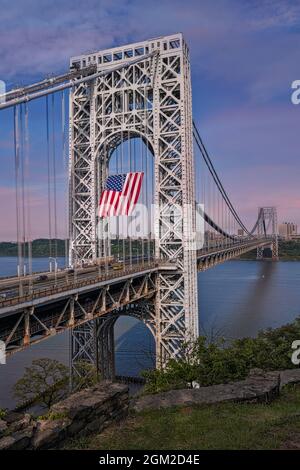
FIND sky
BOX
[0,0,299,240]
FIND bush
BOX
[142,318,300,394]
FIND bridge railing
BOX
[0,261,160,309]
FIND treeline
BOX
[0,238,154,258]
[0,239,67,257]
[1,238,298,259]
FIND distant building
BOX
[237,229,244,237]
[291,234,300,241]
[278,222,298,239]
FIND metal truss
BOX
[256,207,278,260]
[0,271,156,356]
[197,239,272,271]
[72,301,156,383]
[69,34,199,371]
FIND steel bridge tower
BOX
[68,34,198,378]
[256,207,278,260]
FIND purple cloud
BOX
[0,0,299,239]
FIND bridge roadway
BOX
[0,238,272,354]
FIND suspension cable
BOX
[193,121,252,236]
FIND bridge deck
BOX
[0,238,272,355]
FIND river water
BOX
[0,257,299,409]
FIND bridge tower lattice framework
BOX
[68,34,199,379]
[256,206,278,260]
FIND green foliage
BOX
[0,238,154,258]
[240,240,300,261]
[143,318,300,394]
[278,240,300,260]
[13,358,69,409]
[72,360,100,391]
[39,411,69,421]
[0,408,7,419]
[0,239,66,257]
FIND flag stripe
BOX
[98,172,144,218]
[127,173,140,215]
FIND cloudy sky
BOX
[0,0,299,240]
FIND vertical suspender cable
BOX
[129,131,132,268]
[121,127,125,267]
[46,96,52,261]
[116,138,120,262]
[20,105,26,274]
[133,135,138,262]
[145,81,151,264]
[139,132,145,263]
[51,94,58,262]
[13,106,22,280]
[24,103,32,284]
[61,91,68,268]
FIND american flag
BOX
[98,172,144,218]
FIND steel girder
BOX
[0,272,156,356]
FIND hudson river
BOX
[0,257,299,409]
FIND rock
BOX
[3,411,23,425]
[279,369,300,388]
[32,418,71,450]
[248,368,266,376]
[9,413,32,433]
[51,381,128,421]
[0,381,129,449]
[0,419,7,438]
[132,370,281,413]
[11,425,35,450]
[0,436,17,450]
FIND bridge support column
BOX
[70,316,117,389]
[256,207,278,261]
[256,246,264,260]
[70,320,98,388]
[96,317,116,380]
[153,35,198,367]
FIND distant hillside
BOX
[0,238,153,258]
[0,239,67,257]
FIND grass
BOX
[64,385,300,450]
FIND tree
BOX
[142,318,300,394]
[13,358,69,409]
[72,360,99,391]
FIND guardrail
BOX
[0,261,159,309]
[0,240,271,310]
